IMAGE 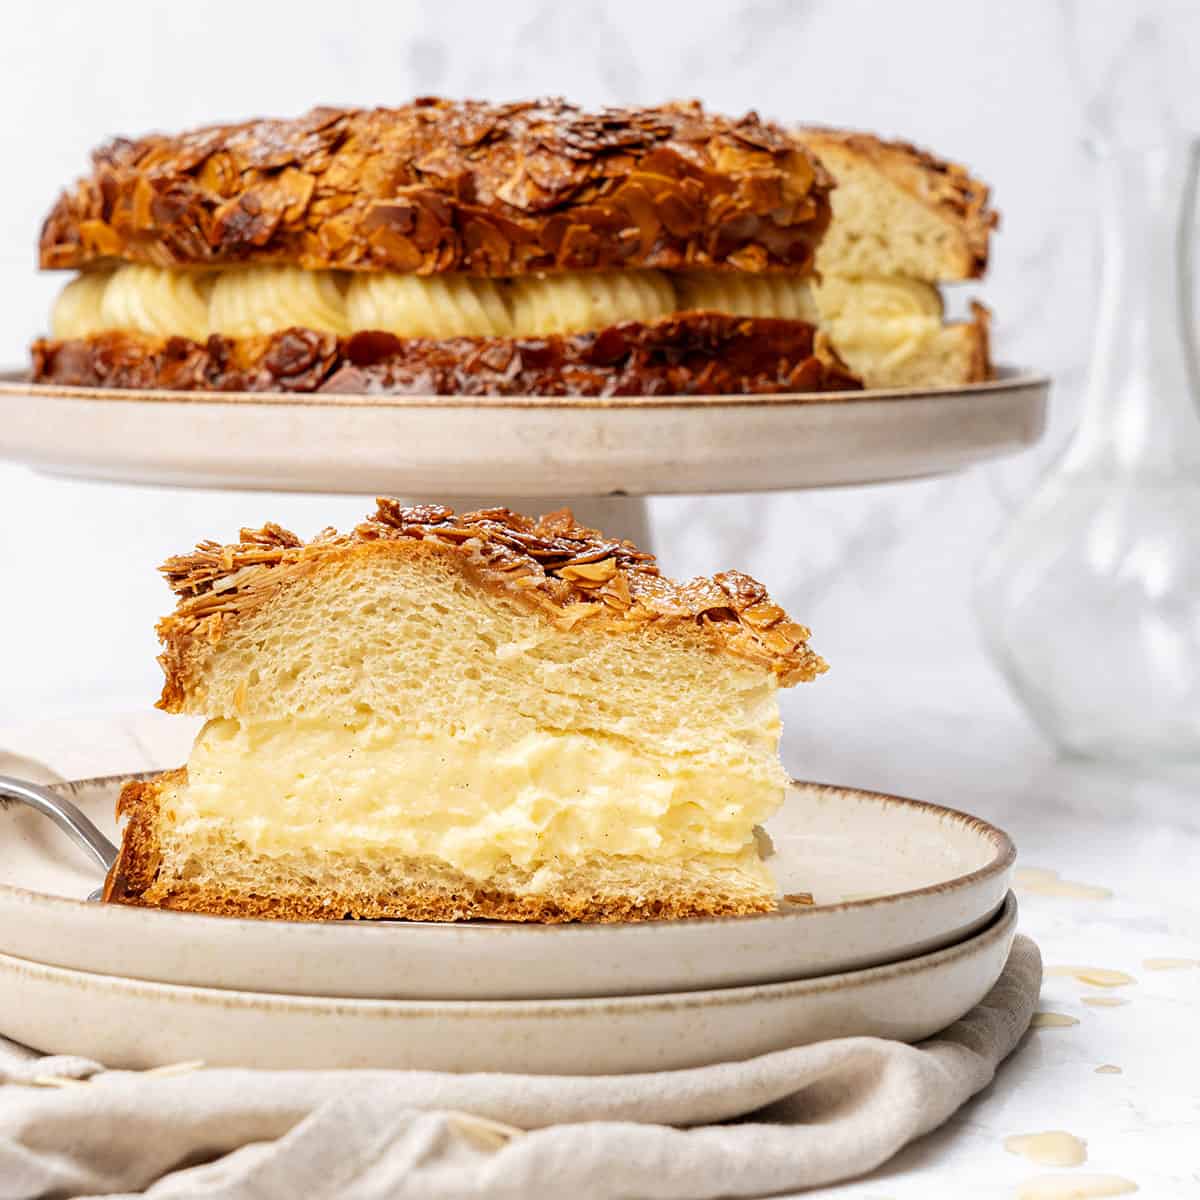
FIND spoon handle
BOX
[0,775,118,873]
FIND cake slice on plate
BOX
[105,501,826,922]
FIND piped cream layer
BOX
[172,714,786,881]
[50,264,945,361]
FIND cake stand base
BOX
[0,369,1049,499]
[432,495,651,546]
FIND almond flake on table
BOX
[1015,1173,1138,1199]
[1045,966,1135,988]
[1013,867,1112,901]
[1030,1012,1080,1029]
[1004,1130,1087,1167]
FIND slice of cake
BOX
[105,502,826,922]
[794,128,997,389]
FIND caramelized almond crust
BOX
[153,499,827,713]
[967,300,993,382]
[40,99,832,278]
[795,127,997,277]
[104,771,173,897]
[102,774,773,920]
[30,314,862,396]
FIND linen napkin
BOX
[0,935,1040,1200]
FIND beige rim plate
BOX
[0,369,1047,493]
[0,892,1017,1074]
[0,776,1014,1000]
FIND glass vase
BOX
[976,138,1200,762]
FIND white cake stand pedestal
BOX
[0,369,1048,543]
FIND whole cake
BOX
[32,99,995,396]
[105,501,826,921]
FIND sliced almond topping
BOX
[558,557,619,585]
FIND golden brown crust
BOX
[30,313,861,396]
[112,882,773,922]
[104,770,773,921]
[41,99,831,278]
[102,771,178,902]
[153,500,826,712]
[795,127,997,277]
[967,300,993,382]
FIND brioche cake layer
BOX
[792,127,995,387]
[796,128,996,282]
[106,502,824,921]
[40,100,831,277]
[155,534,810,741]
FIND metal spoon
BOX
[0,775,118,900]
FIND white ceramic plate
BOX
[0,370,1047,493]
[0,892,1017,1074]
[0,775,1014,1000]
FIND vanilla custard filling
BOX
[814,274,944,368]
[173,714,785,881]
[50,263,945,358]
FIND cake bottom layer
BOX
[30,313,861,397]
[105,772,778,922]
[106,849,776,923]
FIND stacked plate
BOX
[0,775,1016,1074]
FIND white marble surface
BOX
[2,684,1198,1198]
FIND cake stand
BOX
[0,369,1047,541]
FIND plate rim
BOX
[2,774,1016,935]
[0,366,1050,411]
[0,892,1017,1014]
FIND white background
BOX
[0,0,1196,742]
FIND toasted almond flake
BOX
[1031,1012,1080,1029]
[1015,1173,1137,1199]
[140,1059,206,1078]
[1014,867,1112,901]
[1082,995,1129,1008]
[1016,867,1059,884]
[558,557,618,584]
[1004,1131,1087,1168]
[445,1110,523,1152]
[1046,966,1135,988]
